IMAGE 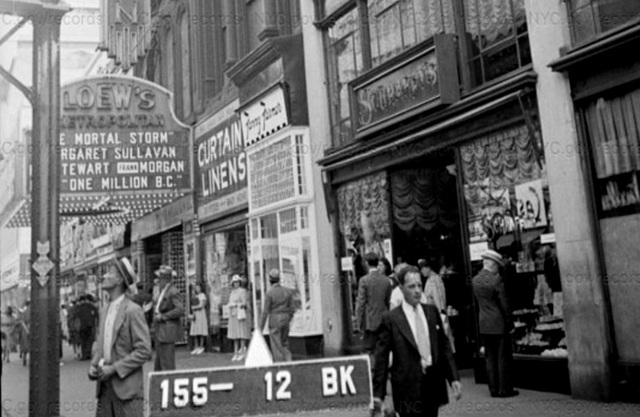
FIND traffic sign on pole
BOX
[146,356,372,416]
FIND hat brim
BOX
[482,254,504,266]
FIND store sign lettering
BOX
[195,113,248,214]
[598,170,640,218]
[240,87,289,146]
[355,53,438,130]
[59,76,191,197]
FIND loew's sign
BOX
[147,356,372,417]
[59,76,191,195]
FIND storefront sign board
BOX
[147,356,371,417]
[350,34,459,138]
[195,106,248,217]
[240,86,289,147]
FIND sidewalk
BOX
[2,344,639,417]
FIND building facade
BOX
[311,0,638,402]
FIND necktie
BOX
[415,306,432,370]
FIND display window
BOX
[461,124,567,358]
[202,228,248,331]
[581,87,640,361]
[248,205,321,336]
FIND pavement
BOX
[2,344,639,417]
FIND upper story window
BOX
[325,8,363,148]
[320,0,529,149]
[179,12,193,119]
[568,0,640,45]
[463,0,530,87]
[369,0,455,66]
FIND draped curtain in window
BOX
[336,171,391,251]
[461,125,544,215]
[464,0,526,47]
[583,89,640,179]
[390,168,458,234]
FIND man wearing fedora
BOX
[259,269,296,362]
[89,258,151,417]
[472,249,518,398]
[153,265,184,371]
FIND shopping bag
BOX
[222,304,230,320]
[237,306,247,320]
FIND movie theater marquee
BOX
[57,75,192,223]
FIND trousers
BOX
[154,342,176,371]
[268,313,292,362]
[482,333,514,395]
[96,380,142,417]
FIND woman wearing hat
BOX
[226,275,250,361]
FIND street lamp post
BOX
[0,1,69,416]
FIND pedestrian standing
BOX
[259,269,296,362]
[189,284,208,355]
[227,275,250,361]
[472,249,518,398]
[75,279,98,360]
[89,259,151,417]
[152,265,184,371]
[1,306,17,363]
[355,252,392,358]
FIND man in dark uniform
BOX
[472,249,518,398]
[259,269,296,362]
[75,279,98,360]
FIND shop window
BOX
[336,171,391,255]
[248,136,295,209]
[369,0,455,66]
[461,125,567,358]
[279,208,298,234]
[325,8,363,148]
[463,0,531,87]
[300,206,309,229]
[568,0,640,45]
[581,88,640,361]
[325,0,352,16]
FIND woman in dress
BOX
[227,275,250,361]
[189,284,208,355]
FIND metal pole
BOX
[29,8,65,417]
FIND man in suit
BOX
[153,265,184,371]
[355,252,392,358]
[75,279,98,360]
[89,259,151,417]
[373,266,462,417]
[472,249,518,398]
[259,269,296,362]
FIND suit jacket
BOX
[91,297,151,400]
[259,284,296,330]
[153,284,185,343]
[373,304,459,411]
[355,269,392,332]
[472,268,510,334]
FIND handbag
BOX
[222,304,230,320]
[237,306,247,321]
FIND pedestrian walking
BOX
[89,259,151,417]
[355,252,392,358]
[472,249,518,398]
[259,269,296,362]
[16,301,30,366]
[372,266,462,417]
[227,275,250,361]
[152,265,184,371]
[189,284,208,355]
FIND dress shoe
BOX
[499,390,519,398]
